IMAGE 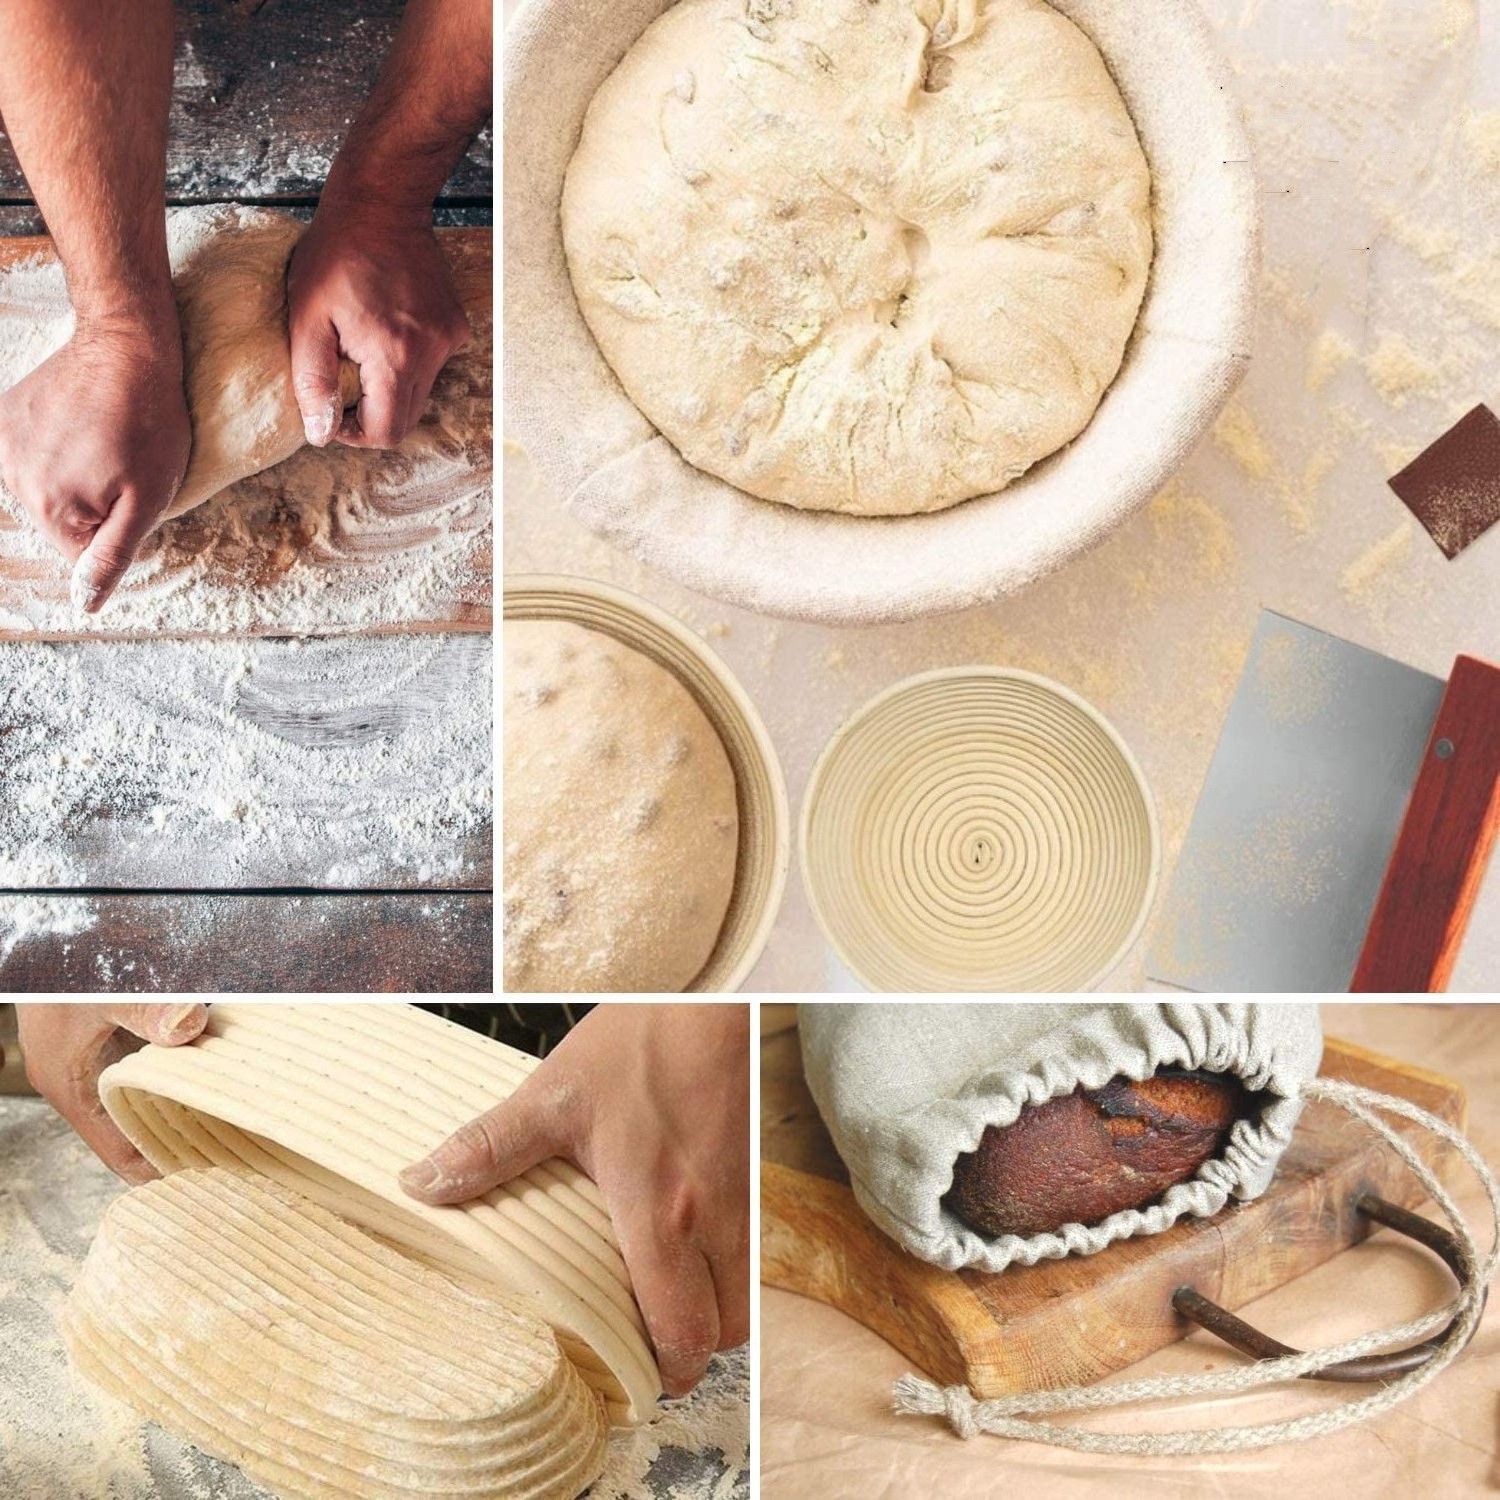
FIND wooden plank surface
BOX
[0,1,491,211]
[761,1025,1468,1397]
[0,227,492,639]
[0,893,490,992]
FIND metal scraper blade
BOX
[1147,610,1447,993]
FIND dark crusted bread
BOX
[945,1068,1249,1238]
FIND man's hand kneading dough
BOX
[287,0,482,452]
[15,1003,209,1184]
[0,0,488,612]
[400,1004,751,1399]
[0,2,190,609]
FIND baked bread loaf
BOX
[945,1068,1248,1238]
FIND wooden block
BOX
[1352,655,1500,992]
[761,1027,1468,1397]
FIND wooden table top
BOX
[0,0,491,233]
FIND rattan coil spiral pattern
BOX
[801,669,1158,991]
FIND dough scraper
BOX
[1148,609,1500,992]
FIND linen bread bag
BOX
[801,1001,1499,1455]
[799,1001,1324,1271]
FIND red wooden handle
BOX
[1351,655,1500,992]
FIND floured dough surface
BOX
[60,1168,609,1500]
[165,204,361,523]
[562,0,1153,516]
[505,620,739,991]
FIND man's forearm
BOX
[322,0,492,219]
[0,0,175,329]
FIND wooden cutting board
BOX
[761,1026,1467,1396]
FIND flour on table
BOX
[0,634,491,895]
[0,1105,172,1500]
[1305,329,1355,393]
[1205,0,1500,558]
[0,895,95,966]
[593,1346,750,1500]
[1211,398,1273,480]
[1364,335,1443,408]
[1340,517,1414,601]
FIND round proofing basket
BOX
[503,574,789,992]
[800,668,1160,991]
[504,0,1259,625]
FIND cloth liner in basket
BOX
[799,1001,1324,1272]
[503,0,1259,624]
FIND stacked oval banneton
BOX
[94,1004,661,1428]
[62,1170,609,1500]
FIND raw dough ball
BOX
[162,204,362,524]
[504,620,739,991]
[562,0,1153,516]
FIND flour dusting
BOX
[0,634,491,895]
[593,1346,750,1500]
[0,896,96,965]
[0,1104,165,1500]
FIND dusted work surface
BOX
[0,1088,748,1499]
[504,0,1500,990]
[0,635,492,992]
[0,229,492,640]
[761,1003,1500,1498]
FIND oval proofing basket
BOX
[99,1003,660,1425]
[503,575,789,992]
[504,0,1259,624]
[800,668,1160,991]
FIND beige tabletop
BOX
[505,0,1500,991]
[760,1002,1500,1499]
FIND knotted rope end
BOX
[893,1374,981,1438]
